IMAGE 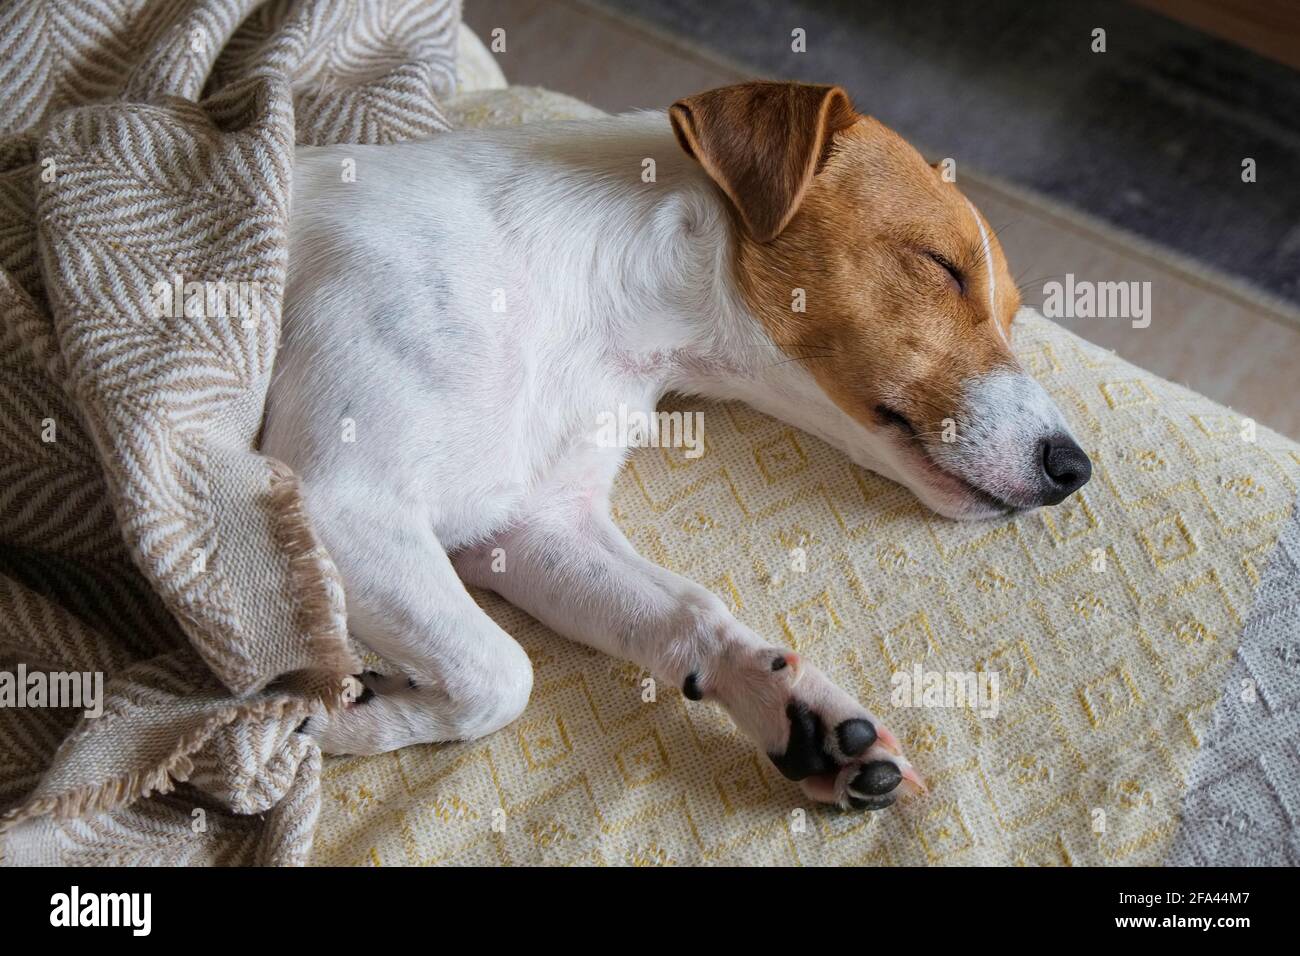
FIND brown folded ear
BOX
[670,82,857,243]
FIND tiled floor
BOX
[464,0,1300,440]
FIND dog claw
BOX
[875,724,902,756]
[900,764,928,795]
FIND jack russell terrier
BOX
[263,82,1091,812]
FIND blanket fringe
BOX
[0,695,312,833]
[268,459,362,709]
[0,462,360,837]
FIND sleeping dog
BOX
[263,82,1091,811]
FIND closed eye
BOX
[924,250,964,293]
[875,404,917,437]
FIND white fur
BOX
[263,112,1073,797]
[966,198,1005,345]
[933,370,1071,507]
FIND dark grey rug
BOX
[587,0,1300,308]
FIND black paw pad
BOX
[682,672,703,701]
[848,793,897,811]
[768,701,837,780]
[852,760,901,796]
[835,718,877,757]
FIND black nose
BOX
[1038,434,1091,504]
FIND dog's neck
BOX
[486,113,775,401]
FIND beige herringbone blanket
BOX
[0,0,460,865]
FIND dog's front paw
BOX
[772,696,923,810]
[704,645,925,811]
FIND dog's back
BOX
[265,117,724,547]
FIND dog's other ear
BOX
[670,82,857,243]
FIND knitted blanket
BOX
[0,0,460,866]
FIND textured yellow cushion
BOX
[311,87,1299,866]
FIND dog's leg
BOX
[453,487,922,810]
[302,489,533,755]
